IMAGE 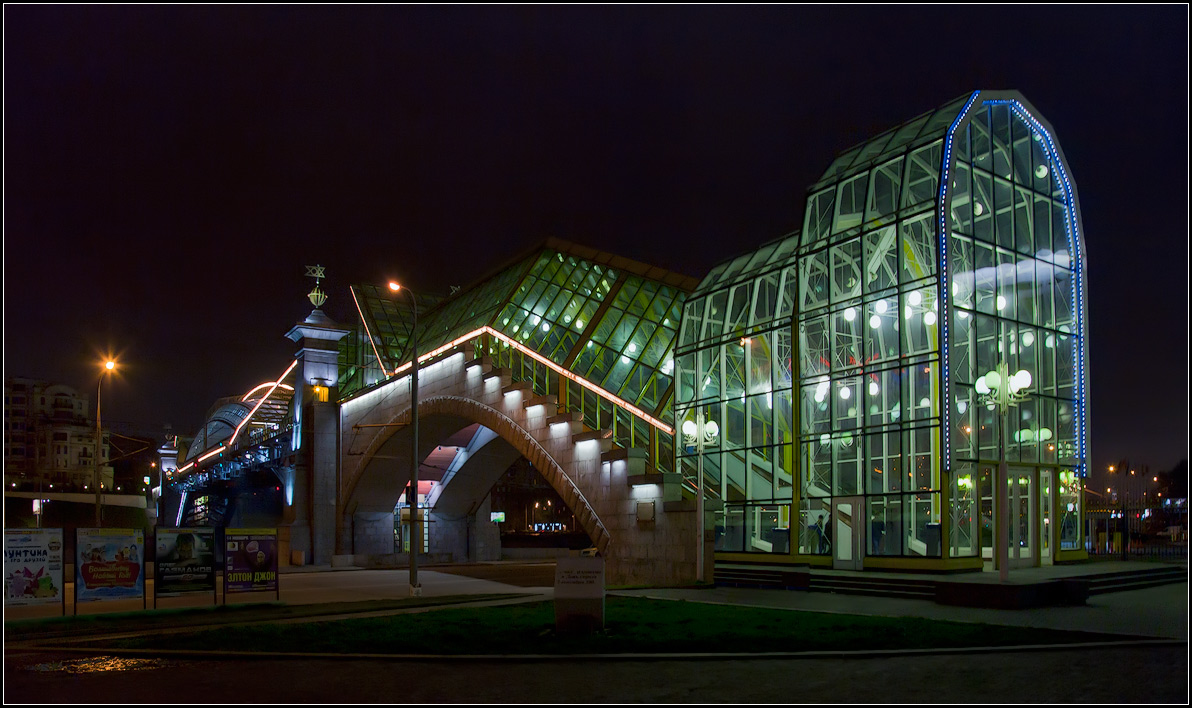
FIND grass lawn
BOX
[16,596,1138,656]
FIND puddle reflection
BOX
[29,656,184,674]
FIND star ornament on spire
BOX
[305,264,328,308]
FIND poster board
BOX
[224,528,279,600]
[5,528,65,613]
[75,528,145,605]
[155,528,217,598]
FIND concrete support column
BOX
[285,308,350,567]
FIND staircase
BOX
[809,573,936,600]
[1083,565,1187,595]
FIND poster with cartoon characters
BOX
[75,528,145,602]
[5,528,64,607]
[225,529,278,594]
[155,528,216,596]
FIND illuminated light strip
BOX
[198,445,226,462]
[937,90,983,467]
[387,325,675,436]
[229,359,298,447]
[241,381,295,401]
[482,326,674,436]
[1003,99,1088,478]
[350,285,389,376]
[177,461,195,474]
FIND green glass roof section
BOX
[679,231,802,353]
[340,238,700,418]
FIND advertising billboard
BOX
[155,528,216,596]
[225,529,278,594]
[76,528,145,602]
[4,528,64,607]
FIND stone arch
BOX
[345,395,610,554]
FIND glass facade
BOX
[678,91,1088,568]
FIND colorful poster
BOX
[5,528,64,606]
[75,528,145,602]
[155,528,216,596]
[225,529,278,593]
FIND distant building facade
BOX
[4,377,112,493]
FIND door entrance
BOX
[1007,466,1035,568]
[832,497,865,570]
[1039,468,1053,565]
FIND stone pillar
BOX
[285,309,349,566]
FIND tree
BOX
[1156,459,1188,500]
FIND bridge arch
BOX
[344,395,611,555]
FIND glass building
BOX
[676,90,1089,572]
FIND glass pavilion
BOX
[675,90,1088,571]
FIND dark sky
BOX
[5,6,1188,489]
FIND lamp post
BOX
[390,281,421,597]
[682,411,719,583]
[94,359,116,527]
[974,361,1031,582]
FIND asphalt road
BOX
[4,645,1186,703]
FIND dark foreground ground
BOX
[4,644,1185,703]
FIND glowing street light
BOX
[95,359,117,526]
[390,280,422,597]
[683,412,719,583]
[975,361,1031,582]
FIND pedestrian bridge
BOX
[169,242,711,586]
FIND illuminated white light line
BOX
[388,325,675,436]
[350,285,389,376]
[198,445,226,462]
[241,381,295,401]
[229,359,298,446]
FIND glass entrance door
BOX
[1007,466,1034,567]
[1039,469,1053,565]
[832,497,864,570]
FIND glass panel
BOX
[865,226,898,295]
[864,296,900,365]
[801,498,833,555]
[869,495,902,555]
[799,313,830,379]
[748,448,776,502]
[717,505,744,552]
[831,238,862,302]
[903,140,942,209]
[833,174,867,233]
[865,157,903,222]
[800,250,830,312]
[901,213,937,284]
[804,188,835,247]
[867,429,902,494]
[950,464,979,557]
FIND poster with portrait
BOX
[155,528,216,596]
[5,528,64,607]
[225,529,278,594]
[75,528,145,602]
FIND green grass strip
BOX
[79,597,1134,655]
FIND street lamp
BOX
[390,280,421,597]
[974,361,1031,582]
[95,359,116,526]
[682,411,719,583]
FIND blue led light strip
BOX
[1002,100,1088,479]
[937,91,982,470]
[983,98,1087,479]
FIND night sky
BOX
[5,6,1187,490]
